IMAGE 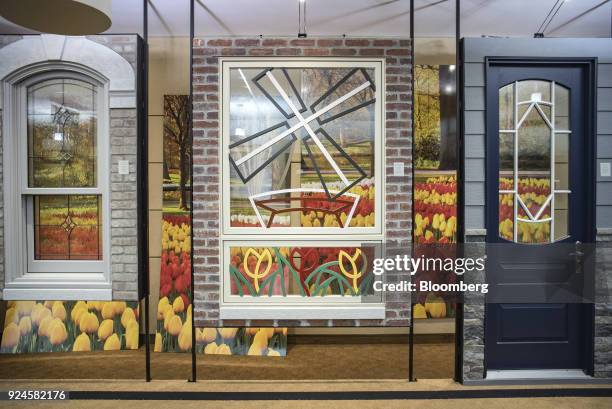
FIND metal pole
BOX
[143,0,151,383]
[454,0,465,384]
[189,0,197,383]
[408,0,416,383]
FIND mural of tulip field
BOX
[158,95,287,355]
[196,327,286,356]
[229,246,374,297]
[413,64,458,319]
[1,300,139,353]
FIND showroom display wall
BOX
[0,34,143,301]
[192,37,413,328]
[461,37,612,380]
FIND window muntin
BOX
[498,80,571,244]
[224,62,382,235]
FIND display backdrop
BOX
[157,94,287,355]
[413,65,458,319]
[1,300,139,353]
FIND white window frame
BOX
[2,64,111,300]
[219,58,386,319]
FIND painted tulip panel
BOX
[228,246,375,297]
[1,300,139,353]
[195,327,287,356]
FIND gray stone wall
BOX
[110,108,139,300]
[0,35,141,301]
[192,37,413,328]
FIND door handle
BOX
[570,241,584,273]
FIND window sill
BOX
[220,303,386,320]
[3,287,112,301]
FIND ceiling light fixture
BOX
[0,0,111,35]
[298,0,307,38]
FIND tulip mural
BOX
[1,300,139,353]
[158,95,288,355]
[195,327,287,356]
[413,64,459,320]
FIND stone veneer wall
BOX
[192,37,413,327]
[0,35,141,301]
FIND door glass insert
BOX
[498,80,571,243]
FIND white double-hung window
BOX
[219,58,386,320]
[3,67,111,300]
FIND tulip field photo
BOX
[1,300,140,353]
[196,327,287,356]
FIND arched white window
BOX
[3,67,111,300]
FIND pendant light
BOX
[0,0,112,35]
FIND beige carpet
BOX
[0,337,453,380]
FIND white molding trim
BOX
[2,66,112,300]
[220,304,386,320]
[0,35,136,109]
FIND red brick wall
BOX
[192,37,412,327]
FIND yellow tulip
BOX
[202,328,217,343]
[167,315,182,336]
[72,301,87,315]
[413,303,428,319]
[71,306,87,323]
[247,343,264,356]
[126,321,139,350]
[1,323,20,349]
[219,328,238,340]
[73,333,91,352]
[246,327,259,336]
[48,319,68,345]
[104,333,121,351]
[216,343,232,355]
[100,302,115,320]
[157,297,170,320]
[16,301,36,317]
[18,316,32,336]
[172,296,185,314]
[52,302,66,321]
[163,309,175,331]
[98,319,114,341]
[5,307,19,328]
[121,307,136,328]
[31,304,50,325]
[425,297,447,318]
[250,330,269,354]
[178,322,192,351]
[204,342,218,354]
[267,348,281,357]
[112,301,127,315]
[38,316,53,337]
[154,332,162,352]
[79,312,99,334]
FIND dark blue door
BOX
[484,60,595,371]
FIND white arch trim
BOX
[0,34,135,109]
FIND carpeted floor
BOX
[0,335,453,381]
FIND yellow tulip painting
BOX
[194,327,287,357]
[0,300,140,354]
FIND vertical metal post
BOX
[454,0,464,384]
[143,0,151,383]
[408,0,416,383]
[189,0,197,383]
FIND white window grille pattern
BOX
[499,80,571,244]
